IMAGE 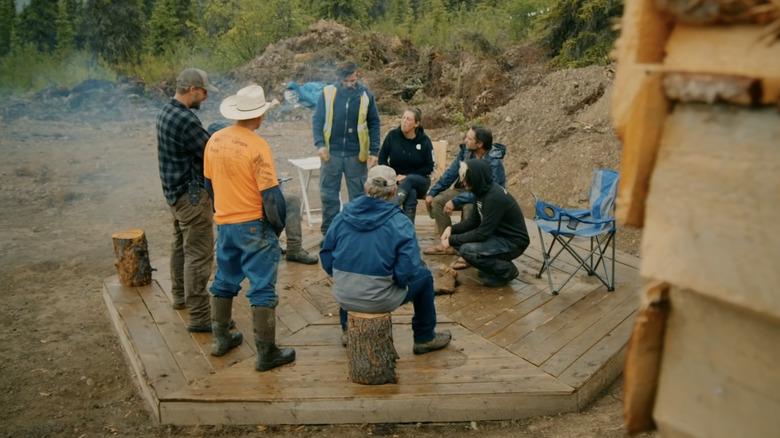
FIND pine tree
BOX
[315,0,370,28]
[265,0,308,43]
[82,0,146,65]
[146,0,194,55]
[536,0,622,67]
[420,0,449,46]
[389,0,411,25]
[55,0,75,54]
[0,0,16,56]
[18,0,58,53]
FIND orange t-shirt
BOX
[204,125,279,225]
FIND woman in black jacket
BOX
[378,108,435,222]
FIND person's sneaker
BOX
[286,249,319,265]
[413,330,452,355]
[188,319,236,333]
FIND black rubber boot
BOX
[253,306,296,371]
[404,205,417,223]
[210,297,243,357]
[393,190,407,207]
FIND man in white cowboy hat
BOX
[203,84,296,372]
[206,120,318,265]
[156,67,220,333]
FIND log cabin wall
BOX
[612,0,780,436]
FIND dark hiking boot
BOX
[413,330,452,355]
[286,249,319,265]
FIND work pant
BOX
[169,188,214,326]
[452,235,527,281]
[429,188,474,235]
[319,154,367,236]
[282,192,304,251]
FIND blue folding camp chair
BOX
[532,169,620,295]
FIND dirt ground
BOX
[0,25,650,437]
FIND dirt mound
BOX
[233,20,549,124]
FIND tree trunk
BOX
[346,311,397,385]
[112,229,153,287]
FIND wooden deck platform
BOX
[103,213,643,425]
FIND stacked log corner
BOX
[112,229,153,287]
[346,311,398,385]
[613,0,780,436]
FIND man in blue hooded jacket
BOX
[320,165,451,355]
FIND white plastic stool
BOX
[287,157,322,228]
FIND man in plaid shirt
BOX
[156,68,220,333]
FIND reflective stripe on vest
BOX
[321,85,371,163]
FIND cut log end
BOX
[346,311,397,385]
[112,228,153,287]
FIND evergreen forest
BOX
[0,0,622,95]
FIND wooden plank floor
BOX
[103,211,643,425]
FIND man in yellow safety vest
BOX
[311,60,381,241]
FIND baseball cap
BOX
[367,165,397,188]
[176,68,219,93]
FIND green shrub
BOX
[0,47,115,94]
[534,0,621,68]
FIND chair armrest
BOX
[564,214,615,225]
[533,199,588,221]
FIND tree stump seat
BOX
[112,229,153,287]
[346,311,398,385]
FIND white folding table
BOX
[287,157,322,228]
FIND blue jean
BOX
[319,154,367,236]
[453,236,526,281]
[339,268,437,344]
[210,219,281,307]
[396,174,431,211]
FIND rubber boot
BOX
[393,190,407,208]
[210,297,243,357]
[253,306,296,371]
[404,205,417,223]
[283,194,318,264]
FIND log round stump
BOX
[112,229,153,287]
[346,311,398,385]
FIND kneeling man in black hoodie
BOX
[440,159,530,287]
